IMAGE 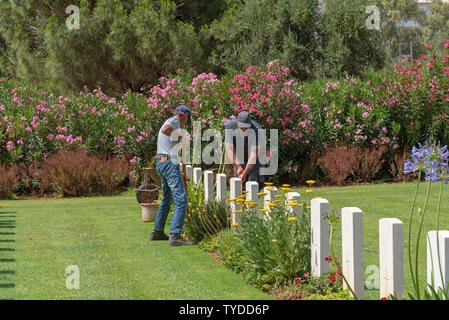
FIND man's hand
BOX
[238,172,248,183]
[236,165,244,177]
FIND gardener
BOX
[224,111,263,186]
[150,105,193,246]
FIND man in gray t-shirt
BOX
[150,105,193,247]
[224,111,263,185]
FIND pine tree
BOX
[0,0,204,95]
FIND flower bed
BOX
[1,40,449,194]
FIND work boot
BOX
[168,233,193,246]
[150,230,169,241]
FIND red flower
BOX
[329,275,336,282]
[304,272,309,278]
[380,297,388,300]
[276,296,281,300]
[295,277,301,284]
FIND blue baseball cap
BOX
[175,105,193,125]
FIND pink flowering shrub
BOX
[1,40,449,191]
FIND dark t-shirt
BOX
[224,119,262,173]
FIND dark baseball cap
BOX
[237,111,252,128]
[175,105,193,125]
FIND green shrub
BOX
[302,288,354,300]
[234,192,311,287]
[214,229,246,274]
[184,180,230,243]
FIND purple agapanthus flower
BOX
[404,140,449,184]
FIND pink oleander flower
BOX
[130,156,140,165]
[6,141,14,151]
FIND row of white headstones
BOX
[182,164,449,300]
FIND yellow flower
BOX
[261,208,269,212]
[298,203,304,206]
[231,223,239,227]
[265,187,275,191]
[264,182,273,186]
[281,187,292,192]
[274,200,281,203]
[282,184,291,187]
[274,195,281,198]
[234,210,244,213]
[271,239,277,242]
[227,217,232,220]
[306,180,316,185]
[288,217,298,221]
[228,198,239,202]
[314,196,322,199]
[267,202,277,207]
[258,192,268,196]
[305,189,313,194]
[307,205,311,209]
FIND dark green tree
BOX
[316,0,386,79]
[423,0,449,49]
[0,0,204,95]
[208,0,322,81]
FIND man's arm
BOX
[161,124,175,136]
[226,142,244,176]
[241,146,259,180]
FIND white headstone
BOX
[263,186,278,213]
[342,207,364,300]
[186,165,192,181]
[204,170,214,203]
[230,178,242,229]
[216,174,227,203]
[245,181,259,211]
[286,192,301,215]
[311,198,329,277]
[427,230,449,295]
[193,167,202,185]
[379,218,404,300]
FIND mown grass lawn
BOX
[0,181,448,300]
[293,181,449,300]
[0,195,272,300]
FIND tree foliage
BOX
[0,0,448,94]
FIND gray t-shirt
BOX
[224,119,262,171]
[157,117,181,158]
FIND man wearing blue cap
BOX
[150,105,193,246]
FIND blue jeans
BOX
[154,160,188,234]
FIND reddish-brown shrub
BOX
[318,145,387,186]
[391,148,409,182]
[95,157,130,194]
[318,146,362,186]
[357,146,386,182]
[40,149,129,197]
[0,165,19,199]
[15,160,47,195]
